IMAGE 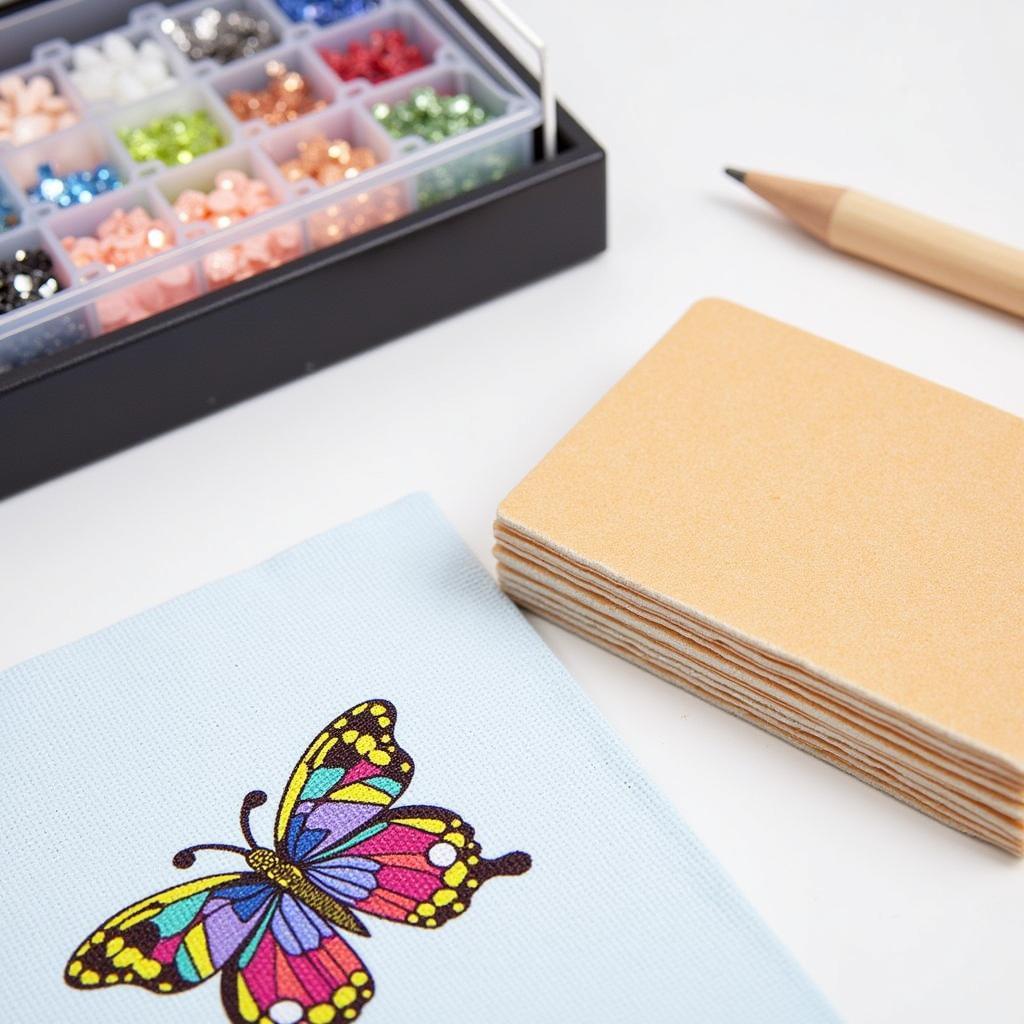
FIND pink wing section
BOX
[306,806,531,930]
[222,897,374,1024]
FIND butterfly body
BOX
[245,848,367,937]
[65,699,531,1023]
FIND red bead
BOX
[320,29,426,84]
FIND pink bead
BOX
[96,292,133,331]
[23,76,53,113]
[131,277,164,314]
[214,169,248,192]
[207,188,240,216]
[11,113,51,145]
[240,236,271,268]
[96,209,123,238]
[270,223,302,259]
[11,81,33,116]
[204,248,239,286]
[126,206,151,230]
[238,191,271,217]
[111,230,144,252]
[157,265,197,303]
[63,235,103,267]
[173,189,209,224]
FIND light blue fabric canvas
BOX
[0,494,836,1023]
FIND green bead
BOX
[416,145,518,208]
[371,87,492,144]
[119,110,225,167]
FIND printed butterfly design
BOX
[65,699,531,1023]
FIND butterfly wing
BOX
[65,873,277,994]
[275,700,415,864]
[304,806,532,930]
[222,895,373,1024]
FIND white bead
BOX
[70,68,109,102]
[114,69,147,104]
[102,32,136,67]
[72,43,103,69]
[137,39,166,64]
[136,58,170,88]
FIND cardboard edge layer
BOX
[498,569,1023,857]
[497,559,1022,849]
[494,541,1024,826]
[495,516,1024,789]
[494,519,1024,856]
[494,528,1023,803]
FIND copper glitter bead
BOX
[227,61,326,126]
[278,133,377,186]
[308,184,407,249]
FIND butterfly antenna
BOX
[172,843,250,869]
[239,790,268,849]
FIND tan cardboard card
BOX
[498,299,1024,781]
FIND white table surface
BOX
[2,1,1022,1020]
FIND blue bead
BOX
[275,0,379,26]
[29,162,124,207]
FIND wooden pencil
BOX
[726,168,1024,318]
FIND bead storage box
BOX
[0,0,605,497]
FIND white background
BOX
[2,1,1022,1020]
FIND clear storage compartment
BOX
[0,0,541,371]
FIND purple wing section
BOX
[305,856,380,905]
[272,895,336,954]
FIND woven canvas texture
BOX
[0,494,835,1023]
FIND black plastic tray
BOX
[0,0,606,498]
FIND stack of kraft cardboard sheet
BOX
[494,299,1024,855]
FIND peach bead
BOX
[0,73,78,146]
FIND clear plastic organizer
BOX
[0,0,541,372]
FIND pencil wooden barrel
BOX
[829,191,1024,318]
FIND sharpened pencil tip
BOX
[724,167,747,184]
